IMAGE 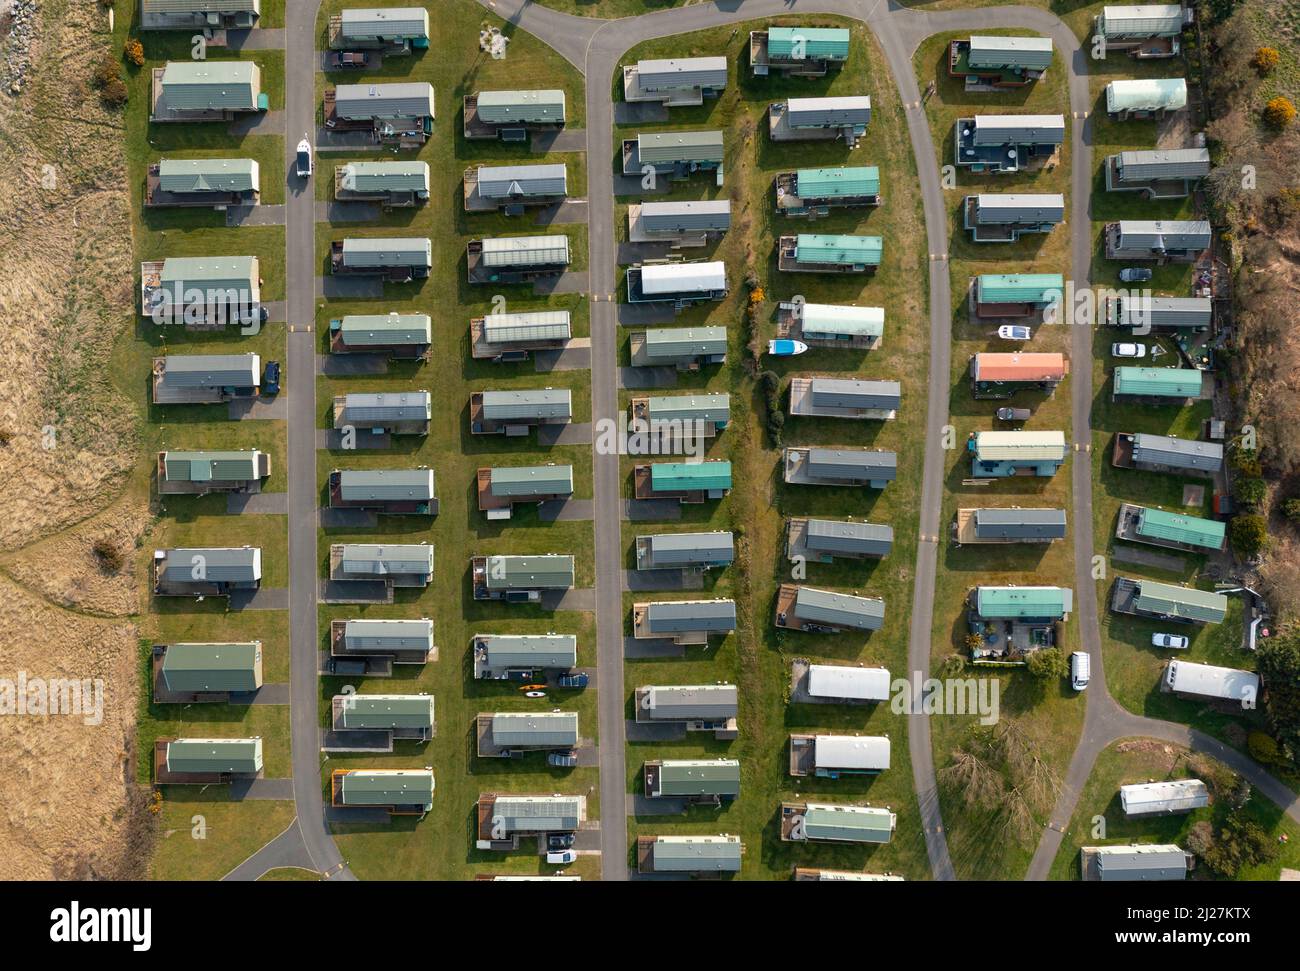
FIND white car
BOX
[1070,651,1090,691]
[1111,342,1146,358]
[295,135,313,178]
[998,325,1032,341]
[546,849,577,864]
[1152,632,1190,650]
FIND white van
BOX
[1070,651,1090,691]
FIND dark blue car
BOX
[262,360,281,396]
[557,672,589,689]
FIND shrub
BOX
[964,633,983,653]
[124,38,145,67]
[1229,514,1268,556]
[91,52,120,89]
[1248,731,1280,764]
[1264,96,1296,130]
[100,78,128,106]
[1185,820,1214,857]
[1231,447,1262,478]
[1256,632,1300,761]
[1026,647,1068,681]
[1282,498,1300,524]
[1252,47,1280,74]
[1200,815,1278,877]
[0,428,12,446]
[1235,476,1266,509]
[91,537,124,572]
[940,654,966,678]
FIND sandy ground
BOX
[0,2,156,878]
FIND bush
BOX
[91,538,124,572]
[1026,647,1068,681]
[91,52,120,89]
[1200,815,1278,877]
[940,654,966,678]
[1248,731,1280,764]
[1252,47,1280,74]
[124,38,145,67]
[1235,476,1266,509]
[100,78,128,106]
[1231,447,1262,478]
[1282,498,1300,524]
[1229,514,1268,555]
[1229,514,1268,556]
[1185,820,1214,857]
[1256,632,1300,761]
[0,428,12,446]
[1264,96,1296,130]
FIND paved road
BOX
[278,0,354,882]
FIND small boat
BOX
[524,691,546,699]
[767,339,808,356]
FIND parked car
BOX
[328,50,371,69]
[996,407,1032,422]
[546,849,577,865]
[1070,651,1091,691]
[997,324,1032,341]
[547,832,576,851]
[1111,342,1146,358]
[262,360,281,396]
[258,304,270,324]
[295,135,312,178]
[557,672,589,689]
[1152,632,1190,650]
[547,750,578,768]
[1119,267,1153,283]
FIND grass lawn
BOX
[307,0,602,880]
[914,28,1086,881]
[110,0,293,876]
[148,793,296,881]
[1045,739,1300,880]
[533,0,687,18]
[1073,51,1273,763]
[613,15,932,880]
[258,866,322,880]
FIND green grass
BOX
[109,0,294,876]
[914,27,1086,881]
[148,793,296,881]
[610,15,933,880]
[1046,739,1300,880]
[304,0,599,880]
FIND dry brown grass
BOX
[1,493,150,617]
[0,577,151,879]
[0,1,155,878]
[0,0,140,553]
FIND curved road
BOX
[223,0,1298,881]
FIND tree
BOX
[1026,647,1068,681]
[1252,47,1280,74]
[91,52,120,89]
[1264,96,1297,130]
[124,38,145,67]
[1256,632,1300,761]
[1282,498,1300,525]
[1229,514,1268,557]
